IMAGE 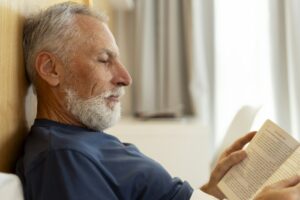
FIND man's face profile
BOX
[60,15,132,131]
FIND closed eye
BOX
[99,60,109,64]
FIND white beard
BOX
[64,88,124,131]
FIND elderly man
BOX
[16,2,300,200]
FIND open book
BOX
[218,119,300,200]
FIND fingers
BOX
[224,131,256,156]
[211,150,247,182]
[204,132,255,199]
[269,176,300,189]
[211,132,255,181]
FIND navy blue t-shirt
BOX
[16,119,193,200]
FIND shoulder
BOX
[22,122,119,175]
[25,148,100,176]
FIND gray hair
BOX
[23,2,107,85]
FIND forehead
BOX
[74,14,119,54]
[75,14,104,32]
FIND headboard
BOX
[0,0,91,172]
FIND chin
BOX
[65,88,122,131]
[106,101,120,110]
[89,103,122,131]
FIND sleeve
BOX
[25,149,119,200]
[190,189,219,200]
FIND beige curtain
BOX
[132,0,191,117]
[114,0,215,120]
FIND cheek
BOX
[65,59,114,97]
[89,74,112,95]
[83,68,114,97]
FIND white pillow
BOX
[0,173,23,200]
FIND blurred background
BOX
[20,0,300,188]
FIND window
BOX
[214,0,275,146]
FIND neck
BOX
[36,89,83,127]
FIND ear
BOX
[35,52,61,86]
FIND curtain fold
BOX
[114,0,215,121]
[269,0,300,138]
[269,0,290,132]
[132,0,190,117]
[187,0,215,130]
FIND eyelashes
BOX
[98,60,108,64]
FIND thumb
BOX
[270,176,300,189]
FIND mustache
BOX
[65,87,125,102]
[102,87,125,98]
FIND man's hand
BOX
[254,176,300,200]
[201,131,256,199]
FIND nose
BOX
[111,61,132,87]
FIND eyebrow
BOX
[99,48,119,58]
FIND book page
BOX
[218,120,299,200]
[253,146,300,198]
